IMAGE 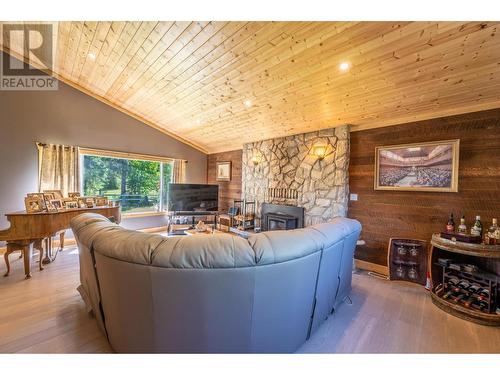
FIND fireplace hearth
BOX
[261,203,304,231]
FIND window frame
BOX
[79,147,178,217]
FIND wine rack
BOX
[434,263,497,314]
[388,238,427,285]
[430,233,500,326]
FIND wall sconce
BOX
[251,154,262,166]
[312,145,328,160]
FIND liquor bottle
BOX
[457,216,467,234]
[446,213,455,232]
[485,218,498,245]
[470,216,483,237]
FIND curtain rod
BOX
[36,142,187,163]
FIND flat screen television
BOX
[167,183,219,212]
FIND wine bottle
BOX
[443,290,454,299]
[485,218,498,245]
[446,213,455,232]
[451,293,465,303]
[471,216,483,237]
[462,296,475,308]
[469,283,481,294]
[457,216,467,234]
[478,288,490,299]
[458,279,470,290]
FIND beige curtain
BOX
[172,159,186,183]
[37,143,80,196]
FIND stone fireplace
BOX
[242,126,350,227]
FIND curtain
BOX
[37,143,80,196]
[172,159,186,183]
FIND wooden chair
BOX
[233,200,256,230]
[218,205,239,231]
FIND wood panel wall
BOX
[349,108,500,266]
[207,150,243,212]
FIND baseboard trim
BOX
[0,226,168,255]
[354,259,389,276]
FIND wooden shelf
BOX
[430,291,500,326]
[431,234,500,258]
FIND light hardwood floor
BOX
[0,247,498,353]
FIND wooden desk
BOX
[0,206,121,279]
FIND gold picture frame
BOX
[65,201,79,209]
[45,201,58,213]
[216,161,231,181]
[77,198,87,208]
[27,193,47,210]
[374,139,460,192]
[49,199,63,211]
[43,190,63,200]
[24,196,44,213]
[95,197,108,207]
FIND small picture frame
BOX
[45,201,58,213]
[27,193,47,210]
[77,198,87,208]
[68,192,81,198]
[85,197,95,208]
[43,192,55,202]
[65,200,79,209]
[43,190,63,200]
[216,161,231,181]
[50,199,63,211]
[95,197,108,207]
[25,196,44,213]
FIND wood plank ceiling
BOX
[1,21,500,153]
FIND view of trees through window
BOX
[83,154,173,213]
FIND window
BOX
[80,150,174,214]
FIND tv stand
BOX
[167,211,220,234]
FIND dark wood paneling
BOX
[349,108,500,266]
[207,150,242,212]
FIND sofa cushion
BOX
[151,234,256,268]
[248,227,323,265]
[70,212,111,233]
[92,227,165,266]
[309,218,362,248]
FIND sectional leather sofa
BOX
[71,213,361,353]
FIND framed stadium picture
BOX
[374,139,460,192]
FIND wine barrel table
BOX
[429,233,500,326]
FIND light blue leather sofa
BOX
[71,213,361,353]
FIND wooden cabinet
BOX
[429,234,500,326]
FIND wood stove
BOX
[261,203,304,231]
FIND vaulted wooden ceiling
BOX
[2,21,500,153]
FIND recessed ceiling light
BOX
[88,52,96,61]
[339,62,350,71]
[196,119,201,125]
[244,99,252,108]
